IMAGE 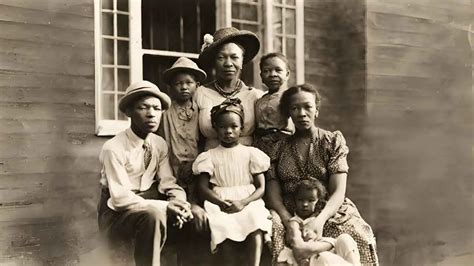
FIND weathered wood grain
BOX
[0,21,93,48]
[0,102,94,120]
[0,0,93,18]
[0,70,94,89]
[0,38,94,64]
[366,0,473,265]
[0,4,93,32]
[0,119,95,135]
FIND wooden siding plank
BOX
[0,0,93,18]
[0,119,95,135]
[368,12,455,35]
[369,0,473,20]
[367,59,469,79]
[0,4,93,32]
[0,133,103,159]
[367,0,453,22]
[0,70,94,89]
[0,156,99,176]
[0,52,94,77]
[0,102,94,120]
[0,86,94,105]
[0,172,99,188]
[0,38,94,64]
[0,21,93,49]
[368,44,468,65]
[0,198,97,223]
[367,27,466,51]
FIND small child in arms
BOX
[278,179,361,266]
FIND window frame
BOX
[94,0,304,136]
[94,0,132,136]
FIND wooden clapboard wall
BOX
[0,0,104,264]
[303,0,371,229]
[366,0,473,265]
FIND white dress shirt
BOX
[99,128,186,212]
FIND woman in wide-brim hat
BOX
[194,27,264,150]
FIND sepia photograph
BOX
[0,0,472,265]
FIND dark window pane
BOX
[117,14,129,37]
[101,93,115,120]
[142,0,215,53]
[102,0,113,10]
[285,8,296,35]
[273,36,282,53]
[117,0,129,11]
[286,0,296,6]
[143,55,180,95]
[288,58,296,85]
[118,69,129,92]
[117,40,129,66]
[273,6,282,34]
[102,38,114,64]
[102,67,115,91]
[232,3,258,22]
[183,1,199,53]
[286,37,296,60]
[102,12,114,36]
[118,106,128,120]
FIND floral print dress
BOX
[266,128,378,265]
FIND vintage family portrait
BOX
[0,0,472,265]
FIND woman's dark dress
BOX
[266,128,378,265]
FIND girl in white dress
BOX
[192,98,272,266]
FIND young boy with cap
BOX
[159,57,206,205]
[98,80,192,266]
[158,57,212,265]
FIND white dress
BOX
[192,144,272,252]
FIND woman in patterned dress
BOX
[265,84,378,265]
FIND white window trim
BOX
[295,0,304,84]
[234,0,305,84]
[94,0,131,136]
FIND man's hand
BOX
[190,204,209,232]
[167,199,193,229]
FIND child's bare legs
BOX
[245,230,263,266]
[335,234,361,266]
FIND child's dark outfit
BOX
[254,91,294,155]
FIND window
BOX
[229,0,304,87]
[94,0,304,136]
[140,0,216,93]
[94,0,131,135]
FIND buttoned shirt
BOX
[255,91,294,133]
[99,128,186,212]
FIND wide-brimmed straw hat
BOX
[162,57,207,85]
[118,80,171,113]
[199,27,260,67]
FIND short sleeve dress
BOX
[194,81,264,150]
[266,128,379,265]
[192,144,272,252]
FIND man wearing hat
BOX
[98,80,192,266]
